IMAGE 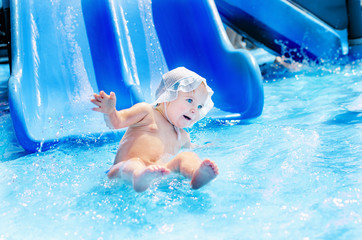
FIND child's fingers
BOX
[100,91,109,99]
[92,93,102,102]
[91,99,102,107]
[110,91,116,100]
[92,107,103,112]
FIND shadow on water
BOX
[324,111,362,125]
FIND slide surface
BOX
[215,0,349,62]
[152,0,263,117]
[8,0,263,152]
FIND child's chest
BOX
[157,125,182,154]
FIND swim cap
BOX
[154,67,214,119]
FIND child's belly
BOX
[116,132,180,165]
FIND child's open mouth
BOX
[183,115,191,121]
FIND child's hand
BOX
[91,91,116,115]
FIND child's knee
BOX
[176,151,199,160]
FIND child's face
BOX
[166,83,208,128]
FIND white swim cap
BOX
[154,67,214,119]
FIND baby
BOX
[91,67,219,192]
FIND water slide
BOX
[8,0,263,152]
[215,0,362,62]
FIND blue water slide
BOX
[8,0,129,152]
[81,0,169,105]
[215,0,349,62]
[8,0,263,152]
[152,0,263,117]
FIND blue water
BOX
[0,61,361,239]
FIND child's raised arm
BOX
[91,91,149,129]
[91,91,116,115]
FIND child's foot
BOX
[191,159,219,189]
[133,165,170,192]
[107,162,124,179]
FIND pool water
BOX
[0,61,361,239]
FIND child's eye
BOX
[198,105,203,109]
[187,99,193,103]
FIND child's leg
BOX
[107,158,145,181]
[166,152,219,189]
[107,158,170,192]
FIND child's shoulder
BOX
[127,102,156,126]
[126,102,155,121]
[132,102,154,112]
